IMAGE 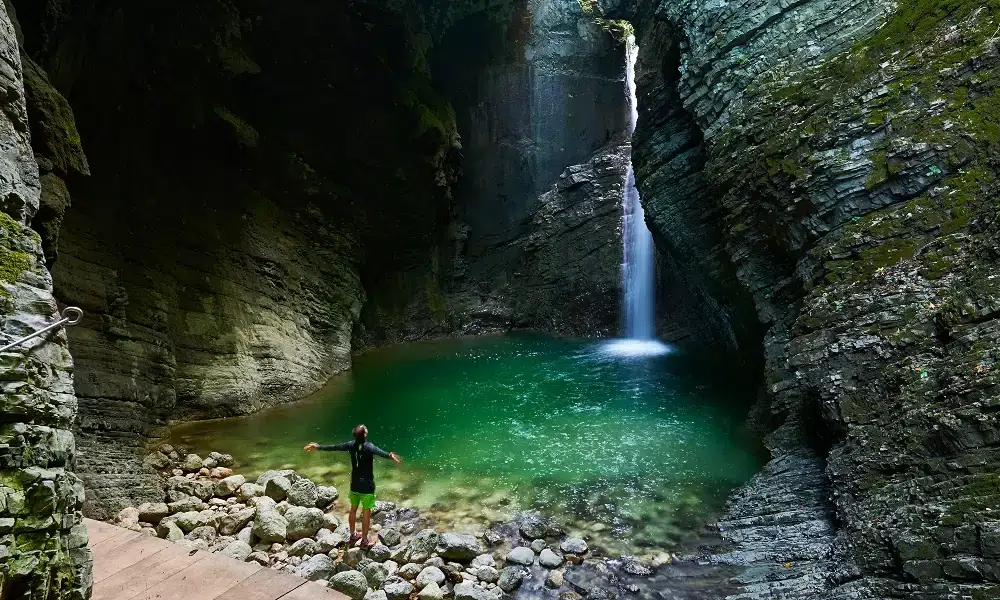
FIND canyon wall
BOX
[0,3,89,597]
[607,0,1000,596]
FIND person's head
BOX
[353,424,368,443]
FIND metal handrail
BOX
[0,307,84,353]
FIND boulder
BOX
[174,510,218,533]
[345,547,364,569]
[287,479,319,507]
[331,570,371,600]
[438,533,481,561]
[415,566,446,589]
[474,566,499,583]
[137,502,169,524]
[362,561,390,589]
[218,507,255,536]
[530,539,546,554]
[560,538,588,554]
[210,467,234,479]
[214,475,246,498]
[398,563,422,580]
[296,554,336,581]
[519,516,549,540]
[365,591,388,600]
[505,547,535,566]
[539,549,563,568]
[454,582,495,600]
[220,540,253,562]
[265,476,292,501]
[203,457,218,469]
[253,505,288,543]
[156,520,184,541]
[379,528,402,547]
[368,543,391,563]
[114,507,140,529]
[145,451,171,470]
[167,476,214,501]
[620,556,653,577]
[185,526,218,543]
[248,551,270,566]
[235,483,265,502]
[237,526,253,545]
[418,582,444,600]
[382,576,415,600]
[409,529,439,561]
[316,485,339,508]
[471,554,495,569]
[288,538,319,557]
[182,454,204,472]
[167,496,205,514]
[317,527,347,552]
[256,469,299,487]
[498,567,527,593]
[545,570,564,588]
[285,506,325,540]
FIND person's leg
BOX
[348,491,361,542]
[362,508,371,541]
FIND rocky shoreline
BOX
[111,446,676,600]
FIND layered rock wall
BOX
[0,2,89,596]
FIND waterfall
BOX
[606,35,670,357]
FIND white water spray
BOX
[605,34,670,358]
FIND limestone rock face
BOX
[0,3,89,598]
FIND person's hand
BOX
[304,442,319,452]
[389,452,402,464]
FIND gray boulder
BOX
[235,483,265,502]
[418,582,444,600]
[454,582,496,600]
[379,528,402,547]
[471,554,495,569]
[265,476,292,501]
[287,479,319,507]
[288,538,319,557]
[185,526,217,543]
[519,517,549,540]
[317,527,347,552]
[362,561,390,589]
[505,546,535,566]
[398,563,422,580]
[530,539,546,554]
[438,533,481,561]
[365,591,388,600]
[316,485,339,508]
[182,454,204,472]
[368,543,391,563]
[248,551,270,566]
[214,475,246,498]
[253,505,288,543]
[174,510,218,533]
[382,576,415,600]
[475,566,499,583]
[256,469,299,487]
[156,520,184,541]
[331,570,371,600]
[498,567,527,593]
[137,502,169,524]
[539,548,563,568]
[296,554,336,581]
[415,566,446,588]
[560,538,588,554]
[166,476,215,501]
[218,507,255,536]
[220,540,253,562]
[409,529,439,561]
[236,526,253,545]
[285,506,325,540]
[167,496,204,514]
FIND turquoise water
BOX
[168,335,764,554]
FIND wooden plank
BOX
[91,528,144,552]
[91,545,202,600]
[84,519,121,545]
[214,568,306,600]
[92,535,174,583]
[127,552,261,600]
[278,581,352,600]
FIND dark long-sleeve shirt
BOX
[317,440,391,494]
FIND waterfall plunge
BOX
[605,35,671,358]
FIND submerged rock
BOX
[539,548,563,568]
[560,538,587,555]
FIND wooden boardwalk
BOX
[85,518,349,600]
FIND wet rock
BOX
[539,548,563,568]
[265,476,291,501]
[438,533,481,561]
[505,546,535,566]
[519,516,550,540]
[296,554,336,582]
[545,570,564,588]
[474,566,499,583]
[220,540,252,562]
[382,576,415,600]
[214,475,246,498]
[418,582,444,600]
[362,561,390,589]
[560,538,587,554]
[285,506,325,540]
[137,502,169,524]
[498,567,527,593]
[620,556,652,577]
[530,539,546,554]
[235,483,265,502]
[416,566,446,588]
[287,479,319,507]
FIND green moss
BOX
[576,0,633,43]
[0,213,34,292]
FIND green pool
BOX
[167,335,765,555]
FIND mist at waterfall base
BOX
[169,335,764,555]
[603,35,671,359]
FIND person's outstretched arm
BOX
[303,441,353,452]
[365,442,402,463]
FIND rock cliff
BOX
[0,2,89,597]
[602,0,1000,596]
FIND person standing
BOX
[304,424,401,548]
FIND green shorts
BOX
[349,491,376,510]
